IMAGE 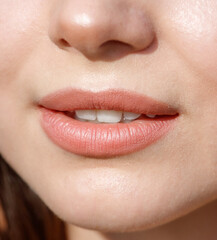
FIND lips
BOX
[38,88,178,158]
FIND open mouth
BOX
[38,88,179,158]
[64,109,175,124]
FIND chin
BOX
[36,167,211,234]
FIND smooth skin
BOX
[1,0,217,239]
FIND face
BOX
[1,0,217,232]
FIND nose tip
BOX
[49,1,155,61]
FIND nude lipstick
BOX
[38,88,178,158]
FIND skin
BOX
[0,0,217,239]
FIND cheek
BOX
[157,0,217,126]
[0,0,45,85]
[165,0,217,80]
[154,1,217,170]
[0,1,45,154]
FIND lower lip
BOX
[39,108,178,158]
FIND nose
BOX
[49,0,155,61]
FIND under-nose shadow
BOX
[88,36,158,62]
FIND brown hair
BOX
[0,155,67,240]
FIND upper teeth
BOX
[74,110,154,123]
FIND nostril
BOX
[98,40,135,60]
[100,40,133,51]
[59,38,70,47]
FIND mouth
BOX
[38,88,179,158]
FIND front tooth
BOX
[124,112,141,120]
[97,110,122,123]
[75,110,97,121]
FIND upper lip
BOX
[38,88,178,115]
